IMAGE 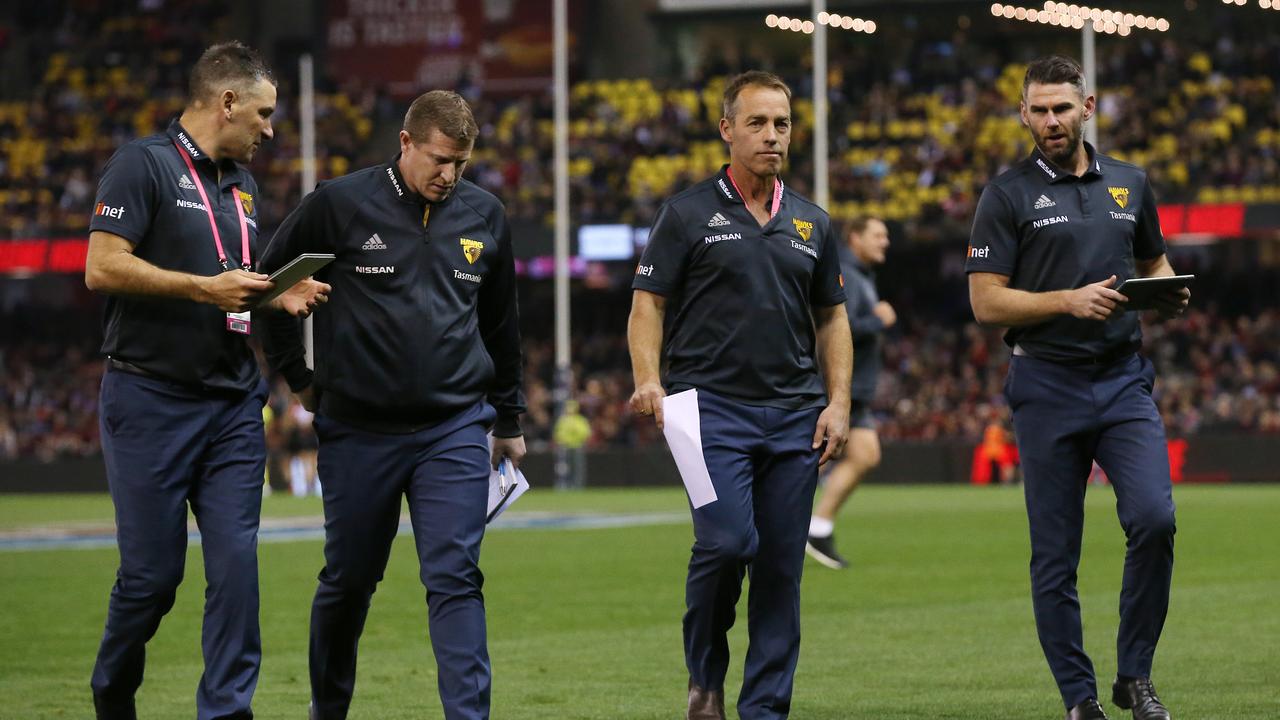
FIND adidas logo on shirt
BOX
[707,212,731,227]
[1034,194,1056,210]
[178,174,197,190]
[362,233,387,251]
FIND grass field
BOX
[1,484,1277,719]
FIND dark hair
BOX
[841,217,886,242]
[722,71,792,121]
[1022,55,1086,98]
[403,90,478,144]
[188,41,275,106]
[847,217,874,235]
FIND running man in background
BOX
[806,216,895,569]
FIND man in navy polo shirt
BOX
[628,70,852,720]
[967,56,1189,720]
[84,42,327,720]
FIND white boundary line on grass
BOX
[0,511,690,552]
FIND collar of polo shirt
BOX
[166,119,248,188]
[1032,141,1104,184]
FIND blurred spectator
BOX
[971,420,1019,486]
[552,398,591,489]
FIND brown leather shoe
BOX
[687,678,726,720]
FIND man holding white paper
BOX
[259,90,525,720]
[627,71,852,720]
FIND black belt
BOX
[1012,343,1139,367]
[105,357,248,397]
[106,357,164,380]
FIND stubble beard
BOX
[1036,119,1083,169]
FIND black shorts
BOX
[849,400,875,430]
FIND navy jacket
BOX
[259,158,525,436]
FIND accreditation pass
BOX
[226,311,251,335]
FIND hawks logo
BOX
[1108,186,1130,209]
[460,238,484,264]
[792,217,814,242]
[237,190,254,216]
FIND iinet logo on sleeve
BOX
[94,202,126,220]
[968,245,991,259]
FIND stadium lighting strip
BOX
[1222,0,1280,10]
[765,12,877,34]
[990,2,1171,35]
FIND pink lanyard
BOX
[726,167,784,221]
[173,141,250,270]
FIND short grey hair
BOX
[722,71,792,121]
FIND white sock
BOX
[809,516,834,538]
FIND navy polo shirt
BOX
[633,165,846,409]
[840,245,884,403]
[966,143,1166,363]
[89,120,263,392]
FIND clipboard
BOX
[255,253,335,307]
[1115,274,1194,311]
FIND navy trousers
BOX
[1006,353,1176,709]
[91,369,267,720]
[684,390,822,720]
[308,402,496,720]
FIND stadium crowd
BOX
[8,303,1280,462]
[4,5,1280,241]
[5,3,1280,463]
[0,305,100,461]
[0,3,391,241]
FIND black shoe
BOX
[805,534,848,569]
[93,694,136,720]
[1112,677,1171,719]
[1067,698,1111,720]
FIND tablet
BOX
[255,253,335,307]
[1115,275,1194,311]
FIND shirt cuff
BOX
[493,412,523,438]
[284,367,314,394]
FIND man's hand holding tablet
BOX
[1116,275,1194,319]
[258,253,335,317]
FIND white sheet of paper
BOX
[487,456,529,523]
[661,389,718,509]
